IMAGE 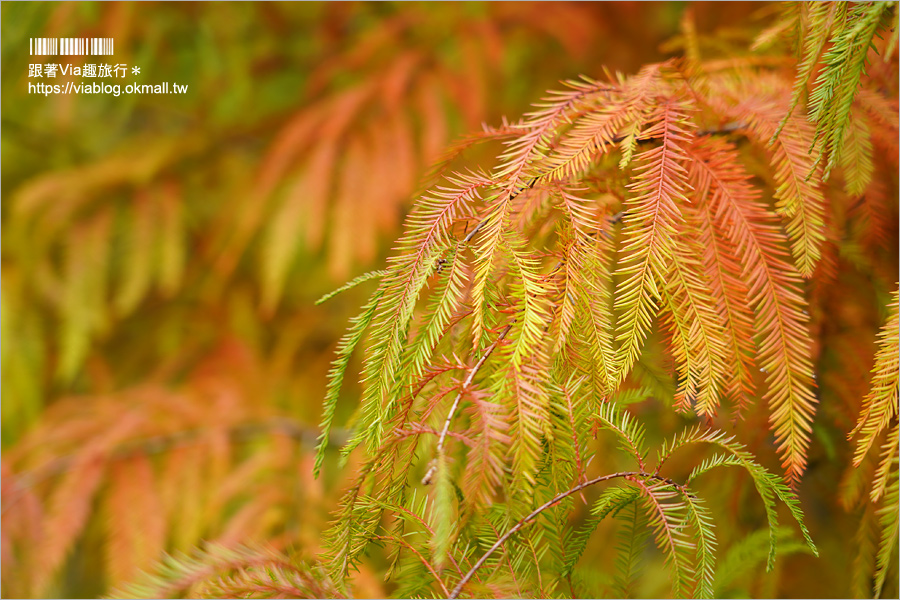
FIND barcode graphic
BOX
[30,38,114,56]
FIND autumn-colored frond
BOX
[555,190,617,394]
[357,171,490,452]
[614,99,694,383]
[462,389,511,507]
[468,191,511,348]
[38,445,108,594]
[658,238,729,416]
[495,77,616,190]
[873,471,899,598]
[848,282,900,583]
[855,88,900,160]
[708,75,827,277]
[839,113,875,198]
[540,87,638,181]
[871,425,899,506]
[686,195,757,414]
[686,136,817,484]
[851,288,899,472]
[402,245,468,384]
[497,348,553,488]
[629,478,694,599]
[314,287,384,477]
[105,455,166,587]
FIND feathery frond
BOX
[614,99,694,383]
[564,484,640,578]
[658,425,818,568]
[314,288,384,477]
[680,491,716,599]
[687,195,757,413]
[851,287,899,472]
[108,544,340,599]
[358,171,489,452]
[705,73,826,277]
[840,113,875,198]
[16,4,900,599]
[611,500,651,598]
[658,237,729,415]
[874,468,899,598]
[315,270,386,306]
[774,2,844,140]
[596,402,649,469]
[629,477,694,599]
[807,2,894,180]
[686,136,817,484]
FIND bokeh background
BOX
[2,2,896,599]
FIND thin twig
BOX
[437,324,513,455]
[447,470,687,599]
[422,323,514,485]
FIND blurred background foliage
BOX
[0,2,896,599]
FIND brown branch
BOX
[447,470,688,599]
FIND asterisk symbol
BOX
[132,66,140,75]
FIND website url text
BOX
[29,81,188,97]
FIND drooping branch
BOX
[447,470,688,599]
